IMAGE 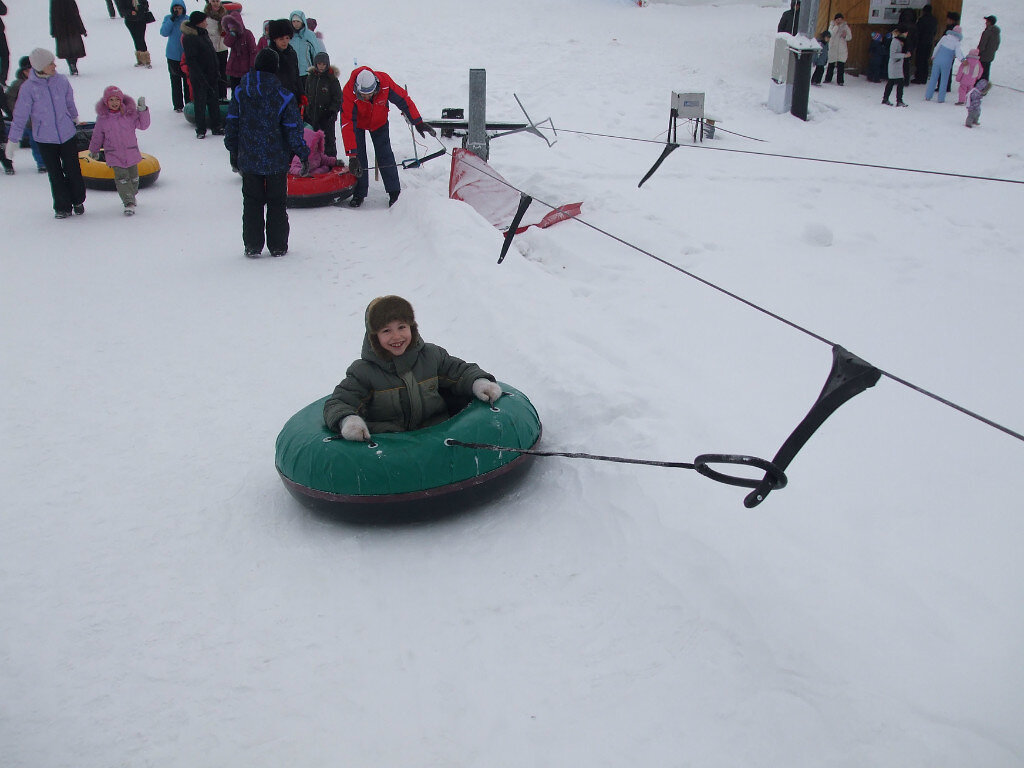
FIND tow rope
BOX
[448,345,878,507]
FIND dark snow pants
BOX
[189,79,221,134]
[313,112,338,157]
[353,121,399,199]
[167,58,190,111]
[38,137,86,214]
[241,172,288,253]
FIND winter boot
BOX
[134,51,145,67]
[142,51,153,69]
[348,195,364,208]
[388,190,401,207]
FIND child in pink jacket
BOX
[88,85,151,215]
[955,49,983,106]
[289,127,337,175]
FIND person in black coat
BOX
[897,9,917,85]
[304,52,342,156]
[181,11,222,137]
[266,18,301,102]
[0,1,9,85]
[777,0,799,34]
[50,0,87,75]
[224,47,309,258]
[123,0,154,68]
[912,4,938,83]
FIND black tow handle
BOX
[743,345,881,508]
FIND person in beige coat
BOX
[825,13,852,85]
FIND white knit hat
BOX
[29,48,55,72]
[355,69,378,95]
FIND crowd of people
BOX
[0,4,502,439]
[1,2,441,253]
[780,3,1001,126]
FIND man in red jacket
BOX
[341,65,435,208]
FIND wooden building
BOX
[813,0,965,74]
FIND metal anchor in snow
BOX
[423,69,556,163]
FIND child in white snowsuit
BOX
[88,85,151,214]
[965,78,987,128]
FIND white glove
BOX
[472,378,503,404]
[340,414,371,442]
[137,96,147,111]
[5,141,17,158]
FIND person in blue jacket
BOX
[287,10,323,91]
[810,30,830,85]
[223,47,309,258]
[159,1,188,111]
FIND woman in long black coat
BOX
[0,1,10,85]
[49,0,87,75]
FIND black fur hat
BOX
[267,18,293,40]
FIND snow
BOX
[2,0,1023,765]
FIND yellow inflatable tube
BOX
[78,151,161,192]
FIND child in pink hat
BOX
[88,85,151,215]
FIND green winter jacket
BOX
[323,331,494,434]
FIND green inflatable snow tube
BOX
[182,99,232,126]
[276,383,541,516]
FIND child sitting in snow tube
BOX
[290,126,335,175]
[325,295,504,439]
[285,128,356,207]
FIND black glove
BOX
[347,155,362,178]
[415,122,437,138]
[300,158,310,177]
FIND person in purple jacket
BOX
[221,10,256,93]
[88,85,151,215]
[5,48,87,218]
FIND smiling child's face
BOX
[376,321,412,357]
